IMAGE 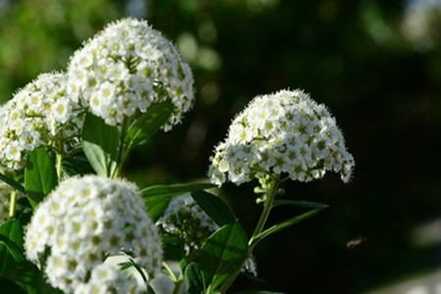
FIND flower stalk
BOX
[249,183,277,249]
[55,153,63,180]
[8,190,17,218]
[221,178,279,293]
[110,120,128,179]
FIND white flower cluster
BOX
[157,194,218,253]
[157,194,257,276]
[0,73,82,170]
[75,263,145,294]
[24,175,162,292]
[67,18,194,129]
[209,89,354,186]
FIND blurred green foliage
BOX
[2,0,441,293]
[0,0,123,101]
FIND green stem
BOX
[249,183,277,249]
[172,280,184,294]
[163,261,178,282]
[111,119,128,179]
[8,191,17,218]
[130,259,149,290]
[220,179,278,293]
[163,262,185,294]
[55,153,63,180]
[218,269,240,293]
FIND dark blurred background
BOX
[2,0,441,293]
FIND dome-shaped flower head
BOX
[157,194,257,276]
[209,89,354,186]
[157,194,218,254]
[24,175,162,292]
[0,73,82,170]
[75,262,145,294]
[67,18,194,129]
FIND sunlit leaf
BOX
[82,113,119,177]
[24,147,57,205]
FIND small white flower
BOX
[51,99,71,123]
[76,50,94,68]
[5,142,22,162]
[20,130,41,150]
[98,81,116,100]
[27,94,43,110]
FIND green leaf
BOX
[2,262,62,294]
[125,101,175,148]
[191,191,236,226]
[0,173,26,193]
[0,279,24,294]
[0,220,64,293]
[24,147,57,201]
[141,181,215,221]
[62,148,94,177]
[0,218,23,247]
[0,236,25,263]
[0,219,24,273]
[184,262,208,294]
[144,193,177,222]
[162,234,185,261]
[82,112,120,177]
[195,223,249,292]
[141,181,215,198]
[250,208,327,247]
[273,199,329,209]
